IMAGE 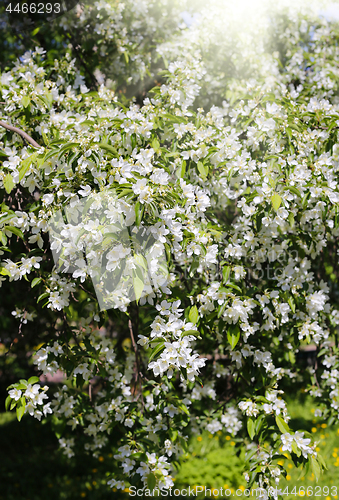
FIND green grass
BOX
[1,395,339,499]
[276,397,339,500]
[174,395,339,499]
[0,413,116,500]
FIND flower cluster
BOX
[7,378,52,421]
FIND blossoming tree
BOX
[2,0,339,495]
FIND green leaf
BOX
[288,296,295,313]
[225,282,242,293]
[148,342,165,363]
[37,292,49,303]
[133,275,144,303]
[223,265,231,284]
[176,160,186,179]
[276,415,290,434]
[288,212,295,228]
[247,417,255,440]
[22,96,30,108]
[227,324,240,350]
[255,396,270,404]
[19,152,39,181]
[31,277,42,288]
[116,188,133,199]
[255,413,266,434]
[0,212,15,225]
[37,94,52,110]
[147,473,156,491]
[58,142,80,157]
[189,306,199,325]
[135,201,144,227]
[5,226,24,240]
[152,137,160,153]
[317,348,327,357]
[217,301,228,319]
[4,174,15,194]
[302,191,311,208]
[5,395,11,411]
[43,148,60,162]
[0,266,11,277]
[256,212,263,232]
[178,403,190,415]
[181,330,199,338]
[28,376,39,385]
[298,460,310,480]
[197,161,208,180]
[288,186,302,198]
[169,428,178,442]
[291,440,301,457]
[271,193,282,211]
[134,254,148,271]
[16,401,26,422]
[317,453,327,470]
[288,351,296,364]
[98,143,118,157]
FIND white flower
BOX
[294,431,312,458]
[42,194,54,205]
[150,169,170,185]
[43,403,53,416]
[122,458,135,473]
[9,388,22,401]
[24,384,41,399]
[124,418,134,428]
[281,433,293,452]
[73,363,91,380]
[206,419,223,434]
[137,335,149,346]
[306,291,327,317]
[238,400,259,417]
[78,185,92,197]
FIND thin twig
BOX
[79,283,96,299]
[129,318,138,356]
[0,120,41,149]
[128,314,144,406]
[71,292,79,303]
[5,313,26,356]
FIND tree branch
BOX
[128,313,144,406]
[5,312,26,356]
[0,120,41,149]
[129,317,138,356]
